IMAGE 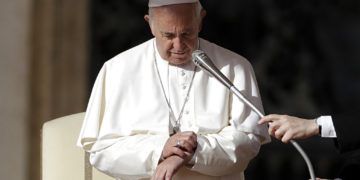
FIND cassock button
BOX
[181,71,186,76]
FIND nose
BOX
[172,37,185,51]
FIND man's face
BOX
[146,4,204,65]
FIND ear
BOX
[144,15,155,36]
[198,9,207,32]
[144,14,150,23]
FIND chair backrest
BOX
[41,113,234,180]
[42,112,113,180]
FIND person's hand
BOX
[258,114,319,143]
[152,155,185,180]
[161,131,197,160]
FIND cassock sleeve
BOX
[189,60,270,176]
[77,64,168,179]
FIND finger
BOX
[263,114,280,121]
[165,169,174,180]
[175,139,181,147]
[259,116,274,124]
[153,167,166,180]
[259,114,281,124]
[268,124,276,136]
[257,119,266,124]
[177,136,197,146]
[169,133,182,143]
[174,138,196,152]
[274,128,286,140]
[178,141,195,153]
[179,131,197,142]
[173,140,193,154]
[267,121,281,136]
[164,147,186,159]
[164,136,177,150]
[258,117,271,124]
[182,137,197,148]
[174,138,186,148]
[189,133,197,144]
[159,169,167,180]
[184,151,192,157]
[173,147,186,158]
[281,131,293,143]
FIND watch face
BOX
[315,118,322,136]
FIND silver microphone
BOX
[191,49,316,180]
[192,50,233,89]
[192,49,264,117]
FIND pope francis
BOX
[77,0,271,179]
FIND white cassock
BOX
[77,38,271,180]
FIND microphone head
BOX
[192,50,206,66]
[192,49,234,89]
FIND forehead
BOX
[151,3,198,29]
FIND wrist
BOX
[314,117,322,136]
[158,151,167,164]
[185,153,195,167]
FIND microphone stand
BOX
[192,50,316,180]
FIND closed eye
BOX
[161,32,175,39]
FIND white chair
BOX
[42,113,233,180]
[42,112,113,180]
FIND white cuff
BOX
[316,116,337,138]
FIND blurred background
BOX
[1,0,359,179]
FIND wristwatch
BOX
[314,117,322,136]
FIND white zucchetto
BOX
[149,0,198,7]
